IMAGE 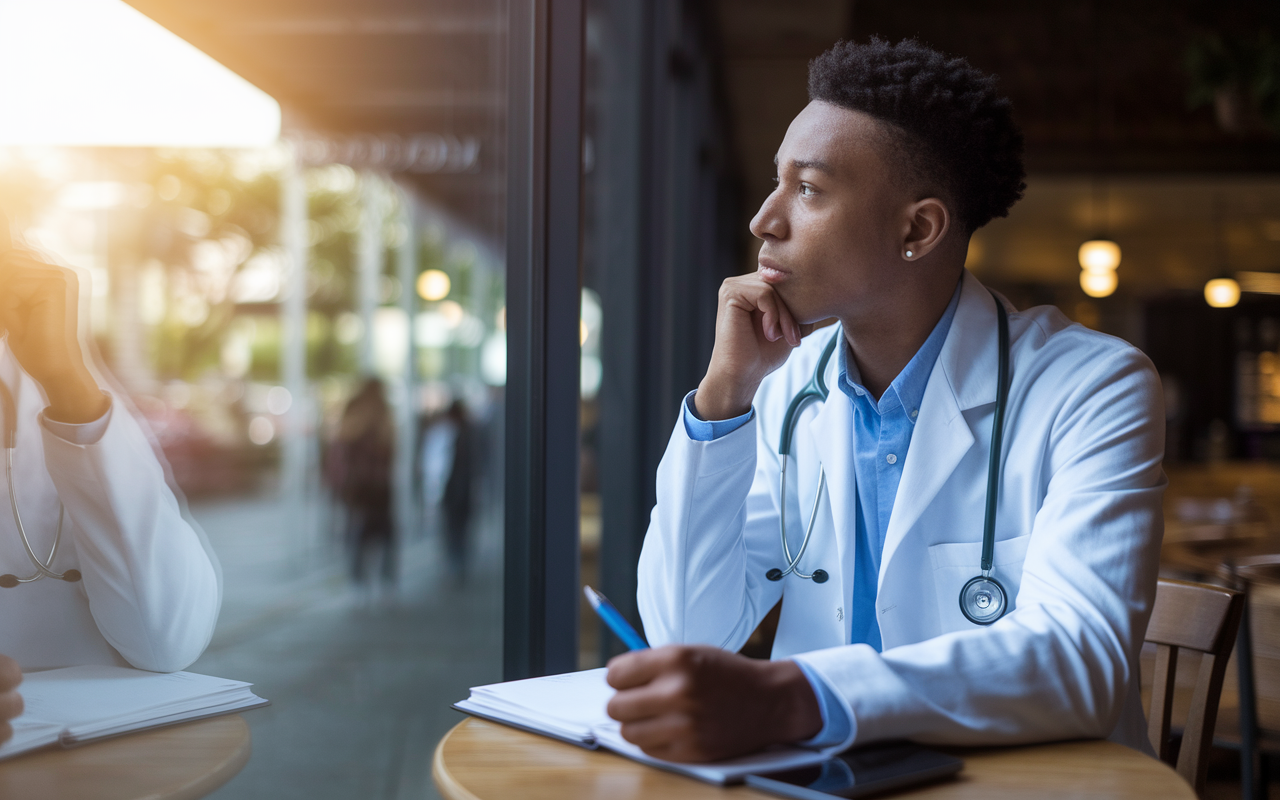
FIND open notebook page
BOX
[19,666,256,732]
[0,719,62,761]
[456,667,614,743]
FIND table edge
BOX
[433,721,483,800]
[152,714,253,800]
[434,717,1198,800]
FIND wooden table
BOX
[0,715,250,800]
[433,717,1195,800]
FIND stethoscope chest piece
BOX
[959,574,1007,625]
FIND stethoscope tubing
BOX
[776,458,826,580]
[980,298,1010,576]
[0,373,78,586]
[8,448,65,580]
[770,330,841,584]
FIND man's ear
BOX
[900,198,950,261]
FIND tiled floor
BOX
[186,493,502,800]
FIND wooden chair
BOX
[1146,578,1246,796]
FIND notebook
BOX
[453,668,831,785]
[0,665,269,761]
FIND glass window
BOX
[0,2,508,797]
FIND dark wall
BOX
[1145,294,1280,461]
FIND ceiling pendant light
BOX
[1204,194,1239,308]
[1078,239,1121,273]
[1204,277,1241,308]
[1080,269,1118,298]
[1077,179,1119,298]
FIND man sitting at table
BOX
[0,235,220,674]
[605,38,1164,762]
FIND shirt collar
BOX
[837,278,963,420]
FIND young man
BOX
[605,39,1165,762]
[0,230,221,674]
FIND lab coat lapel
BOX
[879,272,1000,582]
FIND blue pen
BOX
[583,585,648,650]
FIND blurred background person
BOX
[441,400,477,582]
[326,378,396,605]
[417,399,476,582]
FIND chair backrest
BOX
[1145,578,1245,796]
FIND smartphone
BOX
[744,743,963,800]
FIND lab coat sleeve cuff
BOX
[39,397,114,445]
[681,390,754,442]
[792,649,861,754]
[793,657,856,753]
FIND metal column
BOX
[504,0,585,680]
[356,172,384,377]
[394,186,419,544]
[279,148,310,518]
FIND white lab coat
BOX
[638,270,1165,753]
[0,344,221,673]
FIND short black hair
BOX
[808,37,1026,233]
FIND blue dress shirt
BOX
[681,280,962,747]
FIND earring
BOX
[905,250,914,258]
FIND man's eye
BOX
[799,183,815,196]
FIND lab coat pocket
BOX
[928,534,1032,632]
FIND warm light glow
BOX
[0,0,280,147]
[439,300,465,328]
[1078,240,1121,273]
[1237,272,1280,295]
[580,319,589,346]
[1205,278,1241,308]
[416,269,451,301]
[1080,269,1118,298]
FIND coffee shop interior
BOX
[2,0,1280,798]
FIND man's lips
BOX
[758,257,790,283]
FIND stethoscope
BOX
[766,290,1012,626]
[0,374,81,588]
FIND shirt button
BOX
[886,453,898,465]
[910,409,919,419]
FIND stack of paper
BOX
[0,665,269,760]
[454,668,830,785]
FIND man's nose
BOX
[749,194,786,241]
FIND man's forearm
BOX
[41,366,109,424]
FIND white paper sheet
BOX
[0,665,267,759]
